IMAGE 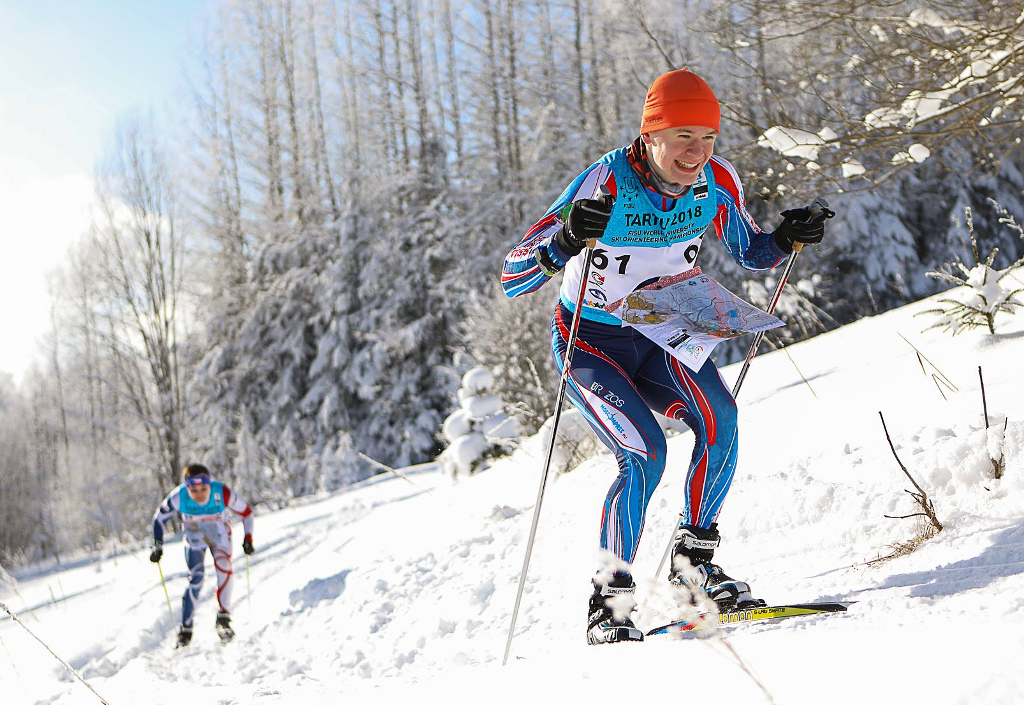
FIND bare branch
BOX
[878,411,943,532]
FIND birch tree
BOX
[93,117,188,491]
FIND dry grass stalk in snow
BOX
[866,521,942,566]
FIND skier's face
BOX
[642,126,717,186]
[186,481,211,503]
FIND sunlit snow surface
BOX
[4,288,1024,705]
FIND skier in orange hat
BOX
[502,68,833,644]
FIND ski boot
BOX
[215,611,234,643]
[176,624,193,648]
[586,571,644,645]
[669,521,765,609]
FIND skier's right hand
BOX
[555,196,614,257]
[149,546,163,563]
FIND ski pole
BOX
[654,197,832,581]
[728,245,803,398]
[157,562,174,622]
[731,197,831,399]
[503,194,609,665]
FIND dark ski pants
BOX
[551,303,739,566]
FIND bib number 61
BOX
[592,248,630,275]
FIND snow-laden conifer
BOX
[919,204,1024,335]
[439,367,518,477]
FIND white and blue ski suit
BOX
[502,137,787,566]
[153,482,254,626]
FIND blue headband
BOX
[184,474,211,488]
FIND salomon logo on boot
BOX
[587,572,643,645]
[669,521,765,609]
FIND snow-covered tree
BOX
[461,282,560,434]
[919,205,1024,335]
[23,0,1024,556]
[439,367,519,477]
[721,0,1024,192]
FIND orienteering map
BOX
[605,268,784,371]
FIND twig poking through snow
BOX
[979,366,990,429]
[0,601,111,704]
[978,366,1008,479]
[878,411,944,532]
[989,417,1009,481]
[359,452,431,491]
[709,638,779,705]
[0,630,20,677]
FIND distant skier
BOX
[150,463,255,647]
[502,68,833,644]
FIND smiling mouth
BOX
[676,160,701,170]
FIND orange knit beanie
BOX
[640,69,720,133]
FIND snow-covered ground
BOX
[3,289,1024,705]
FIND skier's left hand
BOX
[242,535,255,555]
[773,200,835,254]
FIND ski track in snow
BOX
[3,291,1024,704]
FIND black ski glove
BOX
[149,545,163,563]
[554,195,614,257]
[242,535,255,555]
[773,200,835,254]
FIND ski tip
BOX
[784,601,852,612]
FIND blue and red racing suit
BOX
[153,482,254,626]
[502,137,787,565]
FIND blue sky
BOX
[0,0,211,385]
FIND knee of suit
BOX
[714,401,738,444]
[694,394,737,448]
[647,433,669,480]
[187,552,206,586]
[618,433,668,486]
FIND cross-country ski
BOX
[646,601,851,637]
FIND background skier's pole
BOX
[157,563,174,622]
[502,228,602,666]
